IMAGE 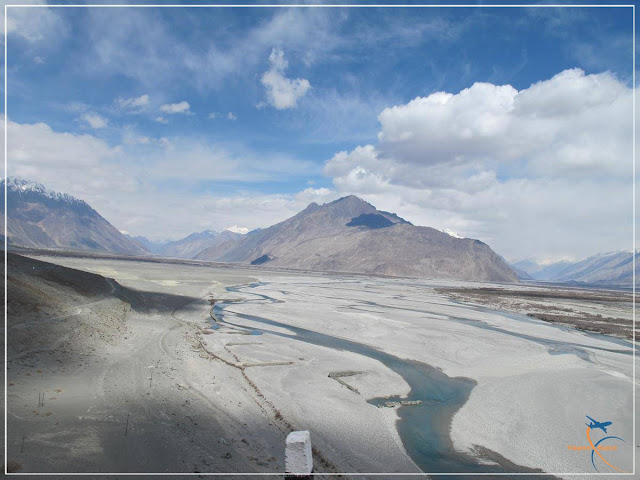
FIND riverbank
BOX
[435,285,635,341]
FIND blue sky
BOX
[2,2,637,261]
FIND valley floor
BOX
[4,254,637,479]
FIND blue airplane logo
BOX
[586,415,612,433]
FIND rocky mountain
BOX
[197,195,518,283]
[512,250,638,287]
[1,178,147,255]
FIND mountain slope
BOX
[554,250,638,286]
[1,178,147,255]
[200,195,518,283]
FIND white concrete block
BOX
[285,430,313,475]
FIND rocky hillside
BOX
[198,195,518,283]
[1,178,147,255]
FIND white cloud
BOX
[261,47,311,109]
[81,112,108,129]
[208,112,217,119]
[227,112,236,120]
[2,117,323,239]
[4,1,66,43]
[155,116,168,124]
[2,117,134,208]
[115,94,150,113]
[373,69,630,178]
[160,101,191,115]
[323,69,635,260]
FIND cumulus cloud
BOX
[261,47,311,109]
[373,69,631,178]
[324,69,634,260]
[115,94,150,113]
[159,101,191,115]
[154,116,168,124]
[81,112,108,129]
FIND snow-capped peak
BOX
[6,177,48,194]
[4,177,86,206]
[225,225,249,235]
[443,228,463,239]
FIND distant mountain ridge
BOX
[126,229,246,259]
[511,250,638,287]
[157,229,246,259]
[511,258,574,281]
[197,195,519,283]
[157,230,221,259]
[1,178,146,255]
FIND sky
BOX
[1,1,636,262]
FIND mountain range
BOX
[5,177,634,286]
[511,250,638,287]
[1,177,519,282]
